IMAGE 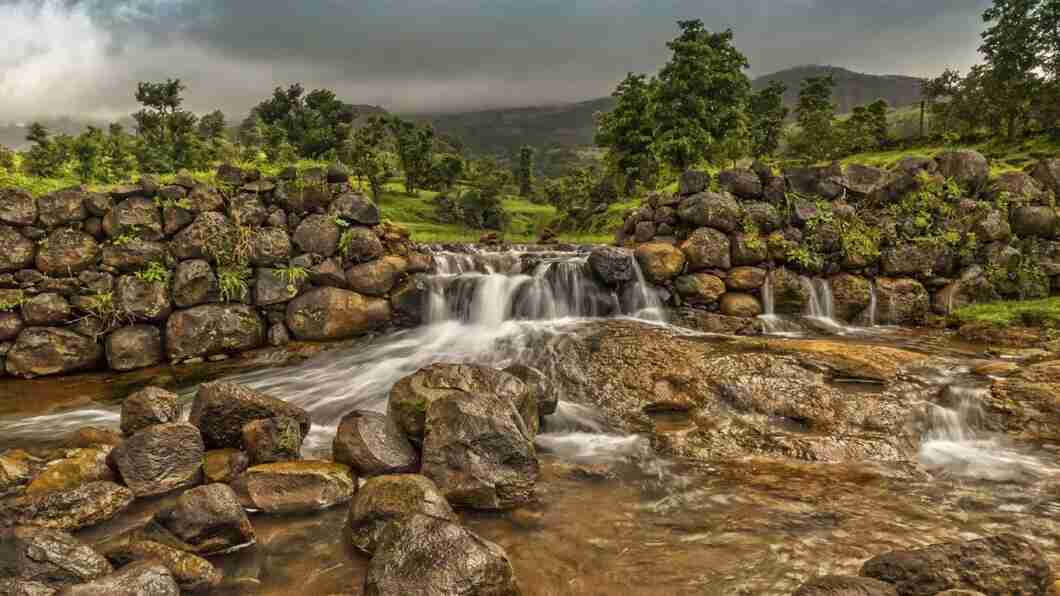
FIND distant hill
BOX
[423,65,925,167]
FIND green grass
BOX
[953,297,1060,327]
[837,134,1060,173]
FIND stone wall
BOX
[0,164,432,379]
[615,151,1060,326]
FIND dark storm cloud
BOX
[0,0,990,120]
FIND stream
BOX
[1,247,1059,595]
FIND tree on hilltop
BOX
[595,73,658,192]
[748,80,789,158]
[787,75,837,162]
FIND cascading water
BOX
[867,281,878,327]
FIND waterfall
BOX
[758,272,786,334]
[799,276,847,334]
[867,281,878,327]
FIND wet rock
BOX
[203,449,249,484]
[346,256,406,297]
[253,268,299,306]
[793,575,897,596]
[346,474,457,555]
[267,322,290,347]
[717,168,762,199]
[0,481,133,530]
[292,214,341,257]
[985,360,1060,443]
[285,287,391,341]
[0,187,37,225]
[171,260,218,307]
[770,268,811,315]
[874,278,929,326]
[935,150,989,193]
[0,225,36,272]
[365,514,519,596]
[165,304,264,360]
[0,579,57,595]
[249,227,291,266]
[59,560,178,596]
[62,428,122,449]
[1010,205,1057,238]
[35,229,98,275]
[24,448,113,495]
[190,382,311,450]
[329,192,380,225]
[680,227,730,272]
[731,232,768,266]
[932,275,999,315]
[114,275,171,323]
[860,533,1052,596]
[421,388,538,510]
[503,364,558,417]
[5,328,102,378]
[120,387,181,435]
[633,221,656,242]
[678,170,710,196]
[677,191,742,232]
[111,423,204,497]
[233,461,355,514]
[635,242,685,284]
[340,226,385,264]
[154,483,255,555]
[587,247,634,286]
[667,308,759,335]
[93,532,221,592]
[829,273,873,322]
[103,197,163,241]
[719,292,762,317]
[674,273,726,306]
[726,266,766,291]
[241,416,303,465]
[389,363,530,443]
[1,526,112,586]
[0,449,39,498]
[105,325,163,372]
[21,293,71,326]
[169,212,232,260]
[333,410,418,477]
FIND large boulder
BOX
[881,242,944,276]
[842,164,896,201]
[676,191,742,232]
[21,293,71,326]
[988,170,1049,205]
[0,481,133,530]
[502,363,558,417]
[105,325,163,372]
[329,192,381,225]
[421,389,538,510]
[253,268,300,306]
[111,423,204,497]
[169,212,232,260]
[874,278,930,326]
[203,449,249,484]
[233,461,355,514]
[0,225,35,272]
[860,534,1052,596]
[114,275,171,322]
[346,256,406,297]
[241,416,304,464]
[1,526,113,586]
[153,483,255,555]
[829,274,873,322]
[933,273,1000,315]
[587,247,634,286]
[35,229,98,275]
[1010,205,1057,238]
[103,197,163,241]
[100,238,166,273]
[339,226,385,264]
[769,268,811,315]
[333,410,419,477]
[730,232,768,266]
[120,387,181,436]
[36,190,86,228]
[935,150,989,193]
[793,576,897,596]
[249,227,292,266]
[717,168,762,199]
[285,287,391,341]
[365,514,519,596]
[346,475,457,555]
[725,266,767,291]
[718,292,762,318]
[23,448,113,495]
[171,260,218,308]
[190,382,311,450]
[292,214,341,257]
[1029,158,1060,198]
[59,560,178,596]
[973,209,1011,242]
[674,273,726,306]
[390,275,429,324]
[228,193,268,227]
[0,187,37,225]
[680,227,730,272]
[635,242,686,284]
[389,363,530,442]
[0,311,23,342]
[164,304,264,360]
[5,328,102,378]
[93,532,221,593]
[678,170,710,196]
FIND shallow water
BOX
[2,249,1059,594]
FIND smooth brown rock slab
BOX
[233,461,355,514]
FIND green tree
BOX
[0,145,14,172]
[198,110,227,140]
[429,154,464,191]
[867,99,890,146]
[748,80,789,158]
[387,117,435,195]
[105,123,137,180]
[837,105,876,155]
[516,146,535,197]
[651,20,751,171]
[342,116,391,200]
[72,126,105,182]
[254,84,355,158]
[132,78,203,172]
[23,122,69,177]
[980,0,1042,138]
[595,73,658,191]
[788,75,837,162]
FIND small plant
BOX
[217,267,251,302]
[156,195,192,210]
[787,245,823,272]
[331,215,350,229]
[0,291,26,312]
[135,261,171,284]
[338,229,356,256]
[837,215,881,265]
[112,231,139,246]
[740,219,764,251]
[279,265,309,286]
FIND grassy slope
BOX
[953,297,1060,327]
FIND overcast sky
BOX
[0,0,991,122]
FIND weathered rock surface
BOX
[58,560,179,596]
[203,449,249,484]
[680,227,730,271]
[1,526,112,586]
[587,247,634,286]
[233,461,355,514]
[285,287,391,341]
[154,483,255,555]
[292,214,341,257]
[171,259,218,307]
[502,363,558,417]
[719,292,762,317]
[793,575,898,596]
[103,197,163,241]
[333,410,419,477]
[111,422,204,497]
[21,293,71,326]
[190,382,310,450]
[347,474,457,555]
[24,448,113,495]
[677,191,742,232]
[5,328,102,378]
[365,514,519,596]
[935,150,989,192]
[105,325,163,372]
[94,531,221,592]
[35,229,98,275]
[120,387,181,436]
[634,242,686,284]
[346,256,406,297]
[0,225,35,272]
[0,481,133,530]
[329,192,380,225]
[241,416,304,464]
[675,273,726,306]
[874,278,929,326]
[0,187,38,225]
[165,304,264,360]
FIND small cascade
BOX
[918,386,1050,481]
[800,276,847,333]
[867,281,878,327]
[757,273,788,334]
